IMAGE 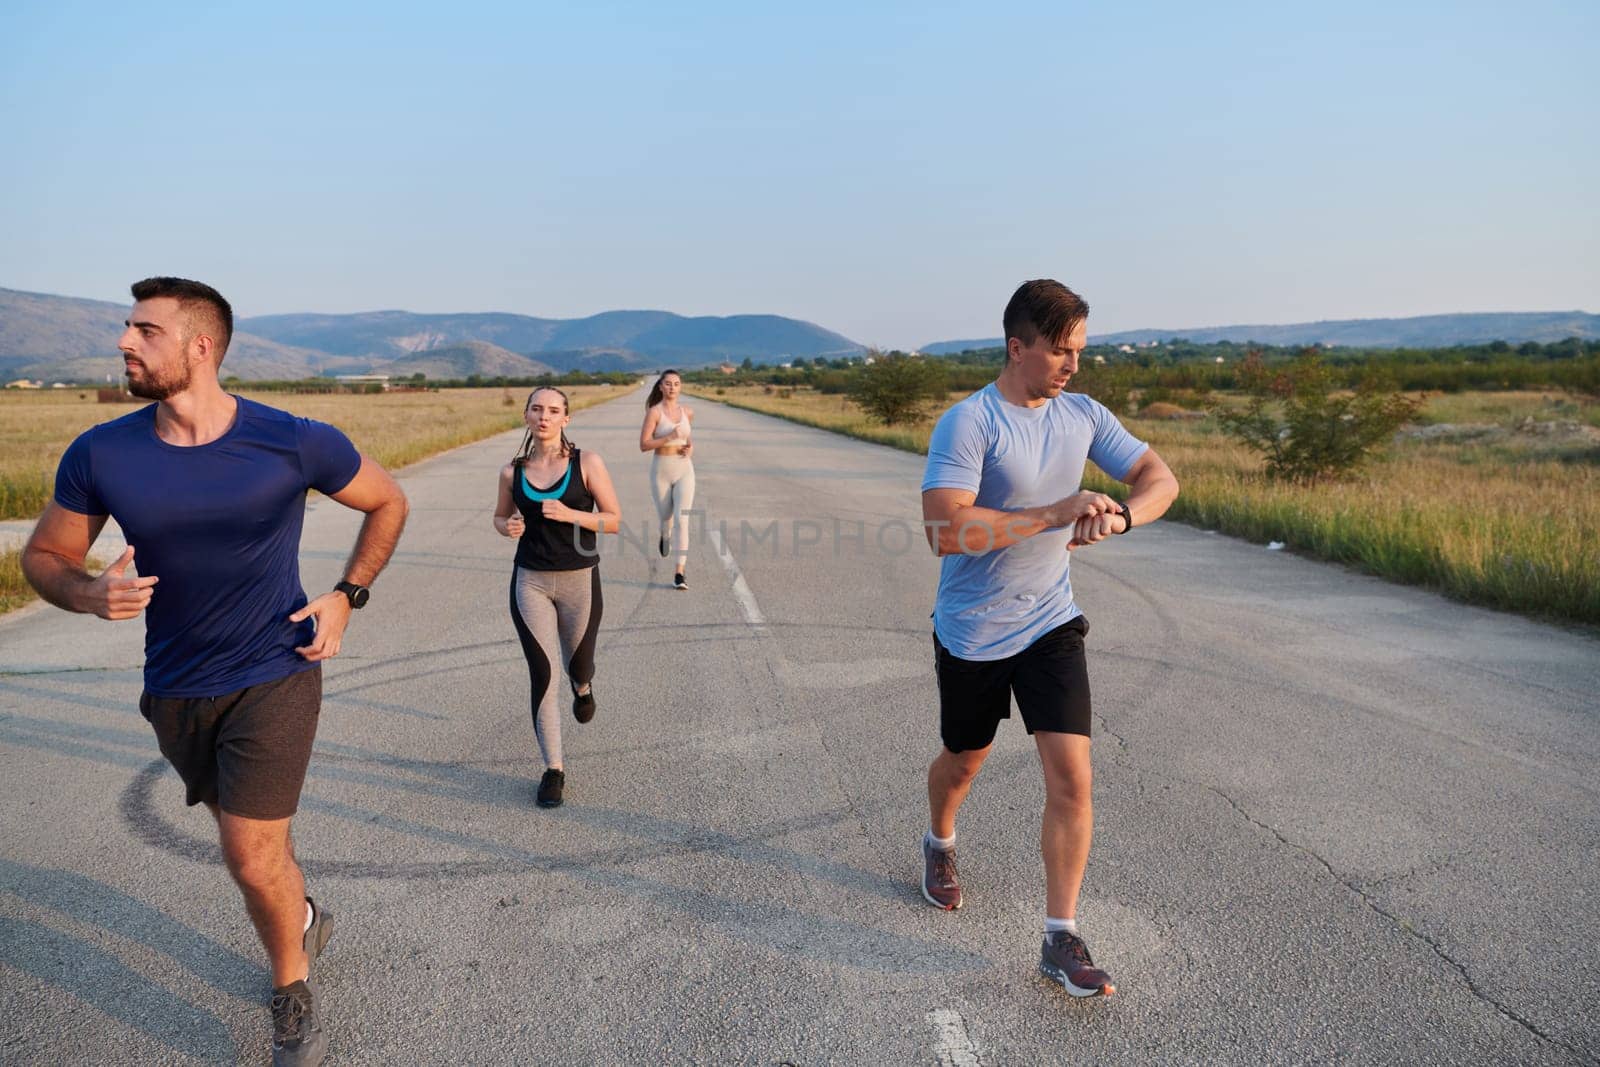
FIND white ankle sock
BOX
[1045,917,1078,937]
[926,829,955,851]
[303,901,314,932]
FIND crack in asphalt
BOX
[0,665,143,677]
[1198,781,1593,1064]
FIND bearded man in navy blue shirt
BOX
[23,277,409,1067]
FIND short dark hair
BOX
[130,277,233,358]
[1002,279,1089,349]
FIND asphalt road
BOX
[2,388,1597,1065]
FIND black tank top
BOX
[512,448,598,570]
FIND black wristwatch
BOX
[335,581,370,609]
[1116,503,1134,534]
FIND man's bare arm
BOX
[1069,448,1181,547]
[21,503,157,619]
[329,456,409,585]
[922,487,1122,557]
[289,456,409,662]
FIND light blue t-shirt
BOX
[921,384,1147,660]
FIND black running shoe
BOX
[303,897,333,972]
[271,977,327,1066]
[659,533,669,558]
[673,573,688,590]
[1039,929,1115,997]
[537,768,565,808]
[572,686,596,724]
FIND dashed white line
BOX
[707,522,767,632]
[927,1008,983,1067]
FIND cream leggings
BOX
[650,453,696,567]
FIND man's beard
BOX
[126,358,193,400]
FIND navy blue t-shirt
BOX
[54,397,362,697]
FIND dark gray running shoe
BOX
[1039,930,1116,997]
[572,686,596,724]
[921,835,962,910]
[271,977,327,1066]
[673,572,688,590]
[537,768,565,808]
[303,897,333,972]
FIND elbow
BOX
[18,547,43,590]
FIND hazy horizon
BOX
[2,1,1594,351]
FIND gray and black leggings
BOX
[509,565,602,769]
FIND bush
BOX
[1215,351,1420,482]
[813,370,853,395]
[1069,363,1135,415]
[849,353,948,425]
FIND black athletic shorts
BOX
[139,666,322,820]
[933,616,1091,752]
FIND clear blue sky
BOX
[2,0,1594,349]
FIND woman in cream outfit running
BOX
[639,370,696,590]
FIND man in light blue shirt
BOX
[919,279,1179,998]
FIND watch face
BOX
[349,586,370,609]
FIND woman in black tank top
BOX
[493,387,622,807]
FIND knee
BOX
[221,837,290,890]
[1044,775,1093,816]
[938,749,986,788]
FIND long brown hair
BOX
[647,369,681,409]
[512,386,574,466]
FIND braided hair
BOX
[512,386,574,466]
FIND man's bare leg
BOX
[927,743,992,839]
[1034,731,1093,919]
[215,808,310,987]
[922,743,992,909]
[1033,729,1114,995]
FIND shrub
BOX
[849,352,948,425]
[1215,350,1420,482]
[1069,363,1135,415]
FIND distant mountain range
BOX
[5,286,1594,384]
[920,311,1600,355]
[0,288,346,383]
[0,288,865,382]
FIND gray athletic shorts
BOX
[139,666,322,820]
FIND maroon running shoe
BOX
[921,835,962,910]
[1039,930,1115,997]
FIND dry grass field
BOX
[0,384,632,612]
[0,384,632,520]
[692,384,1600,627]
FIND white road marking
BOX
[707,522,767,632]
[927,1009,983,1067]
